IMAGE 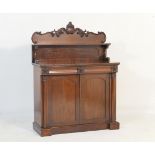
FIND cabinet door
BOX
[80,74,110,124]
[43,75,79,127]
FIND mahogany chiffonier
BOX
[32,22,120,136]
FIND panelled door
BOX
[79,74,110,124]
[43,75,79,127]
[43,73,110,127]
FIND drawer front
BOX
[80,66,116,74]
[41,65,117,75]
[42,67,78,75]
[49,67,77,75]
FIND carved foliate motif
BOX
[41,67,49,75]
[31,22,106,44]
[112,66,118,73]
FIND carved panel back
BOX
[32,45,110,64]
[32,22,110,64]
[32,22,106,45]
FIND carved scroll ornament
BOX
[32,22,106,45]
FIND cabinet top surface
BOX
[33,62,120,67]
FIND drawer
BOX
[42,67,78,75]
[80,66,116,74]
[41,65,117,75]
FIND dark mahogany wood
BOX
[79,74,110,124]
[32,22,120,136]
[45,75,79,126]
[32,22,106,45]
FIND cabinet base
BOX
[33,121,120,137]
[109,121,120,130]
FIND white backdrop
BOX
[0,13,155,141]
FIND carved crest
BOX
[32,22,106,45]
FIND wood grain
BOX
[32,22,120,136]
[32,22,106,45]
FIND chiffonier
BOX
[32,22,120,136]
